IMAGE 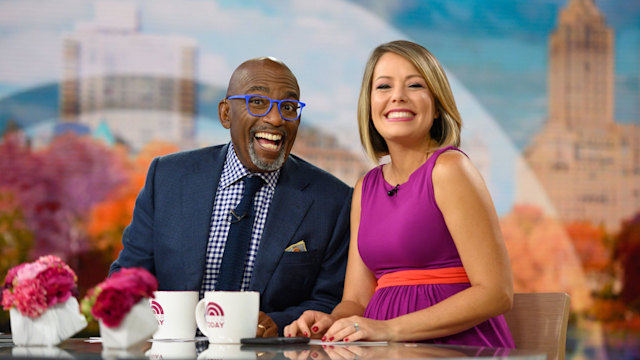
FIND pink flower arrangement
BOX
[81,267,157,328]
[1,255,78,318]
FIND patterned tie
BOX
[216,175,265,291]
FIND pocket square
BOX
[284,240,307,252]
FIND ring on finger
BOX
[353,322,360,332]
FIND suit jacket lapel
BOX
[182,144,227,281]
[250,157,313,293]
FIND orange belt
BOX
[375,267,470,291]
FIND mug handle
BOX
[195,299,209,337]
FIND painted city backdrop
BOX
[1,0,639,357]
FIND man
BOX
[110,57,352,336]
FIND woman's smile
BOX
[385,109,415,122]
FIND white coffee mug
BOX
[149,291,199,339]
[195,291,259,343]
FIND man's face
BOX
[219,59,300,173]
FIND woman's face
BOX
[370,52,438,148]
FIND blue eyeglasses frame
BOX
[226,94,306,121]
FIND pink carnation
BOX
[81,267,157,328]
[92,288,138,328]
[3,263,27,288]
[39,266,76,306]
[1,255,78,318]
[1,289,14,309]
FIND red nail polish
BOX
[304,332,308,337]
[321,336,326,341]
[329,337,334,341]
[344,338,349,342]
[312,326,319,332]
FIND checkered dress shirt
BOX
[200,143,280,296]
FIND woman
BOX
[284,40,514,347]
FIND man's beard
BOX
[248,136,288,172]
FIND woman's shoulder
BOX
[432,147,477,184]
[357,164,386,199]
[434,147,467,164]
[362,164,383,183]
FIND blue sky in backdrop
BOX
[0,0,638,214]
[350,0,640,148]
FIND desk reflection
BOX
[280,343,514,360]
[0,338,544,359]
[199,344,255,360]
[146,341,197,359]
[102,346,148,360]
[11,347,72,359]
[238,343,532,360]
[286,344,465,359]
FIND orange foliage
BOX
[500,204,592,311]
[566,221,610,271]
[590,297,627,322]
[135,141,180,170]
[86,141,179,261]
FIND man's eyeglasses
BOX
[226,95,306,121]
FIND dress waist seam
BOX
[376,267,470,291]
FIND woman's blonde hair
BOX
[357,40,462,163]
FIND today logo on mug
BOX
[150,300,165,325]
[195,291,259,343]
[205,302,225,328]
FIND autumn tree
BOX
[614,212,640,313]
[500,204,592,311]
[566,221,610,272]
[0,188,33,278]
[0,132,128,263]
[0,187,34,333]
[87,141,179,261]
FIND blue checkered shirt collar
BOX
[220,143,280,189]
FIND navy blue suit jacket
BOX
[110,143,352,332]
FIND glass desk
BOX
[0,337,547,360]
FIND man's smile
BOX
[254,131,283,151]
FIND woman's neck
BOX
[384,141,436,185]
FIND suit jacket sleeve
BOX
[265,191,351,331]
[251,156,353,333]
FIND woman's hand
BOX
[323,316,393,342]
[284,310,338,339]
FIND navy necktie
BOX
[216,175,264,291]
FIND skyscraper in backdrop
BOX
[60,1,197,151]
[522,0,640,232]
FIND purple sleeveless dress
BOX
[358,146,514,347]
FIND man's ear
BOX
[219,100,231,129]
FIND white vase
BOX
[9,297,88,346]
[99,298,158,349]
